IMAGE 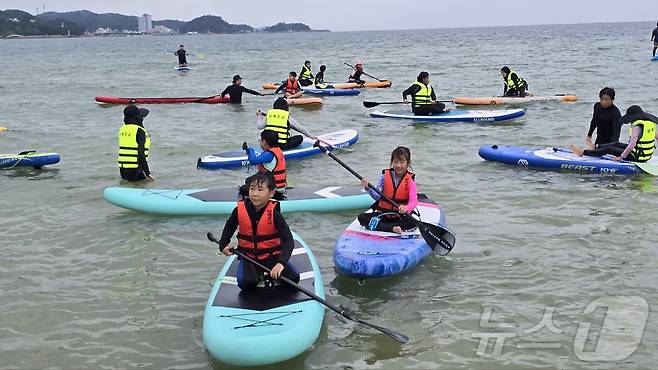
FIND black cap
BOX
[233,74,242,82]
[123,105,149,118]
[620,105,644,124]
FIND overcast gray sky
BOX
[1,0,656,31]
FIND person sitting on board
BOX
[585,87,622,148]
[220,74,264,104]
[314,65,333,89]
[569,105,658,162]
[274,72,304,99]
[257,97,317,150]
[118,105,155,182]
[174,45,188,67]
[217,172,300,290]
[651,23,658,58]
[299,61,314,87]
[239,130,287,201]
[357,146,418,235]
[402,71,452,116]
[348,61,366,84]
[500,66,528,97]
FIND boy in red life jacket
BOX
[218,172,300,290]
[357,146,418,234]
[239,130,287,200]
[274,71,304,99]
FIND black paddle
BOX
[363,100,453,108]
[344,62,385,82]
[206,232,409,343]
[313,143,456,255]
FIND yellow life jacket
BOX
[300,65,313,80]
[118,124,150,168]
[630,119,656,162]
[265,109,290,145]
[505,70,526,89]
[412,81,433,107]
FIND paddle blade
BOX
[416,222,456,255]
[363,101,379,108]
[343,312,409,343]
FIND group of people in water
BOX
[118,41,657,289]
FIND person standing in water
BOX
[117,105,155,182]
[174,45,187,66]
[652,22,658,58]
[585,87,622,148]
[220,75,264,104]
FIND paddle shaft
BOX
[344,62,383,81]
[207,232,408,343]
[363,100,452,108]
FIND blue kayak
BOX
[0,151,60,169]
[302,87,360,96]
[103,185,372,215]
[370,108,525,123]
[197,129,358,169]
[203,232,324,366]
[334,196,445,278]
[478,144,658,175]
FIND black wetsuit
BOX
[652,27,658,56]
[218,199,299,290]
[119,118,151,182]
[348,70,365,84]
[402,83,446,116]
[314,71,324,85]
[220,84,262,104]
[175,49,187,65]
[587,102,622,146]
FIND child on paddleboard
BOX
[240,129,287,200]
[358,146,418,234]
[218,172,300,290]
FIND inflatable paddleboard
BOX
[302,87,360,96]
[204,232,324,366]
[263,80,391,90]
[286,97,323,105]
[103,186,372,215]
[334,195,445,278]
[175,65,191,72]
[95,96,229,105]
[197,129,358,169]
[370,108,525,123]
[0,151,60,169]
[478,144,658,175]
[453,94,578,106]
[652,55,658,61]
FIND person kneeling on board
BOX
[220,74,264,104]
[240,130,287,201]
[217,172,300,290]
[257,97,317,150]
[569,105,657,162]
[500,66,528,97]
[299,61,314,87]
[358,146,418,235]
[275,72,304,99]
[402,71,451,116]
[347,61,366,84]
[118,105,155,182]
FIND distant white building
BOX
[138,14,153,33]
[152,25,173,34]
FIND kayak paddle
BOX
[363,100,453,108]
[206,232,409,343]
[314,143,456,255]
[344,62,385,82]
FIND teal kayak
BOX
[103,186,372,215]
[203,232,324,366]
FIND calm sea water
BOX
[1,22,657,369]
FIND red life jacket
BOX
[285,79,300,94]
[236,200,282,260]
[376,168,415,212]
[257,147,286,190]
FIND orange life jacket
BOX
[376,169,415,212]
[257,147,286,190]
[285,79,300,94]
[236,200,282,260]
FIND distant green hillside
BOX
[1,9,83,36]
[262,22,311,32]
[38,10,136,31]
[180,15,253,33]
